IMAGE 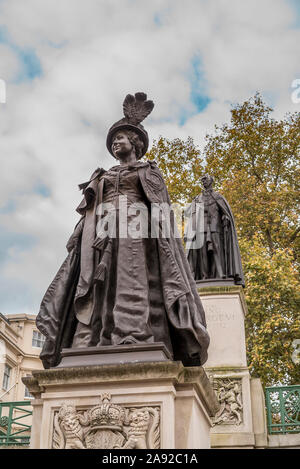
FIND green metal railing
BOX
[265,385,300,434]
[0,401,32,446]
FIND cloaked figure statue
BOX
[36,93,210,369]
[185,174,244,286]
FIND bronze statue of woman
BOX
[36,92,209,368]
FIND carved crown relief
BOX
[52,393,160,449]
[212,378,243,426]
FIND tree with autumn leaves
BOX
[146,94,300,387]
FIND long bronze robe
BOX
[36,161,210,368]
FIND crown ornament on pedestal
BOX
[87,393,126,431]
[106,92,154,159]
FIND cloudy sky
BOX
[0,0,299,315]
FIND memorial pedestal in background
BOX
[198,284,268,449]
[22,354,219,450]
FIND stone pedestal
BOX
[198,285,266,449]
[57,342,172,367]
[22,361,219,449]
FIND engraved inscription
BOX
[204,304,235,329]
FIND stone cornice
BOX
[22,361,219,417]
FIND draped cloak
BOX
[36,161,210,368]
[185,191,245,286]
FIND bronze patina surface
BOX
[36,93,210,369]
[185,174,244,286]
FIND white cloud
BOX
[0,44,20,80]
[0,0,299,314]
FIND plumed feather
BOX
[123,92,154,125]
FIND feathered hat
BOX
[106,92,154,159]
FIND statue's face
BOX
[111,131,134,159]
[201,175,213,189]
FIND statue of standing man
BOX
[185,174,244,286]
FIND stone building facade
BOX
[0,313,44,403]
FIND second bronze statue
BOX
[36,92,210,369]
[185,174,244,286]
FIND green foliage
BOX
[205,93,300,260]
[240,236,300,386]
[145,93,300,387]
[147,136,204,205]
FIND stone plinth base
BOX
[57,342,172,368]
[196,279,235,288]
[268,434,300,449]
[199,286,248,369]
[206,367,256,448]
[23,361,219,449]
[198,286,267,449]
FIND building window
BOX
[2,364,11,390]
[24,386,33,399]
[32,330,45,348]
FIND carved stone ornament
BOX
[52,393,160,449]
[212,378,243,426]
